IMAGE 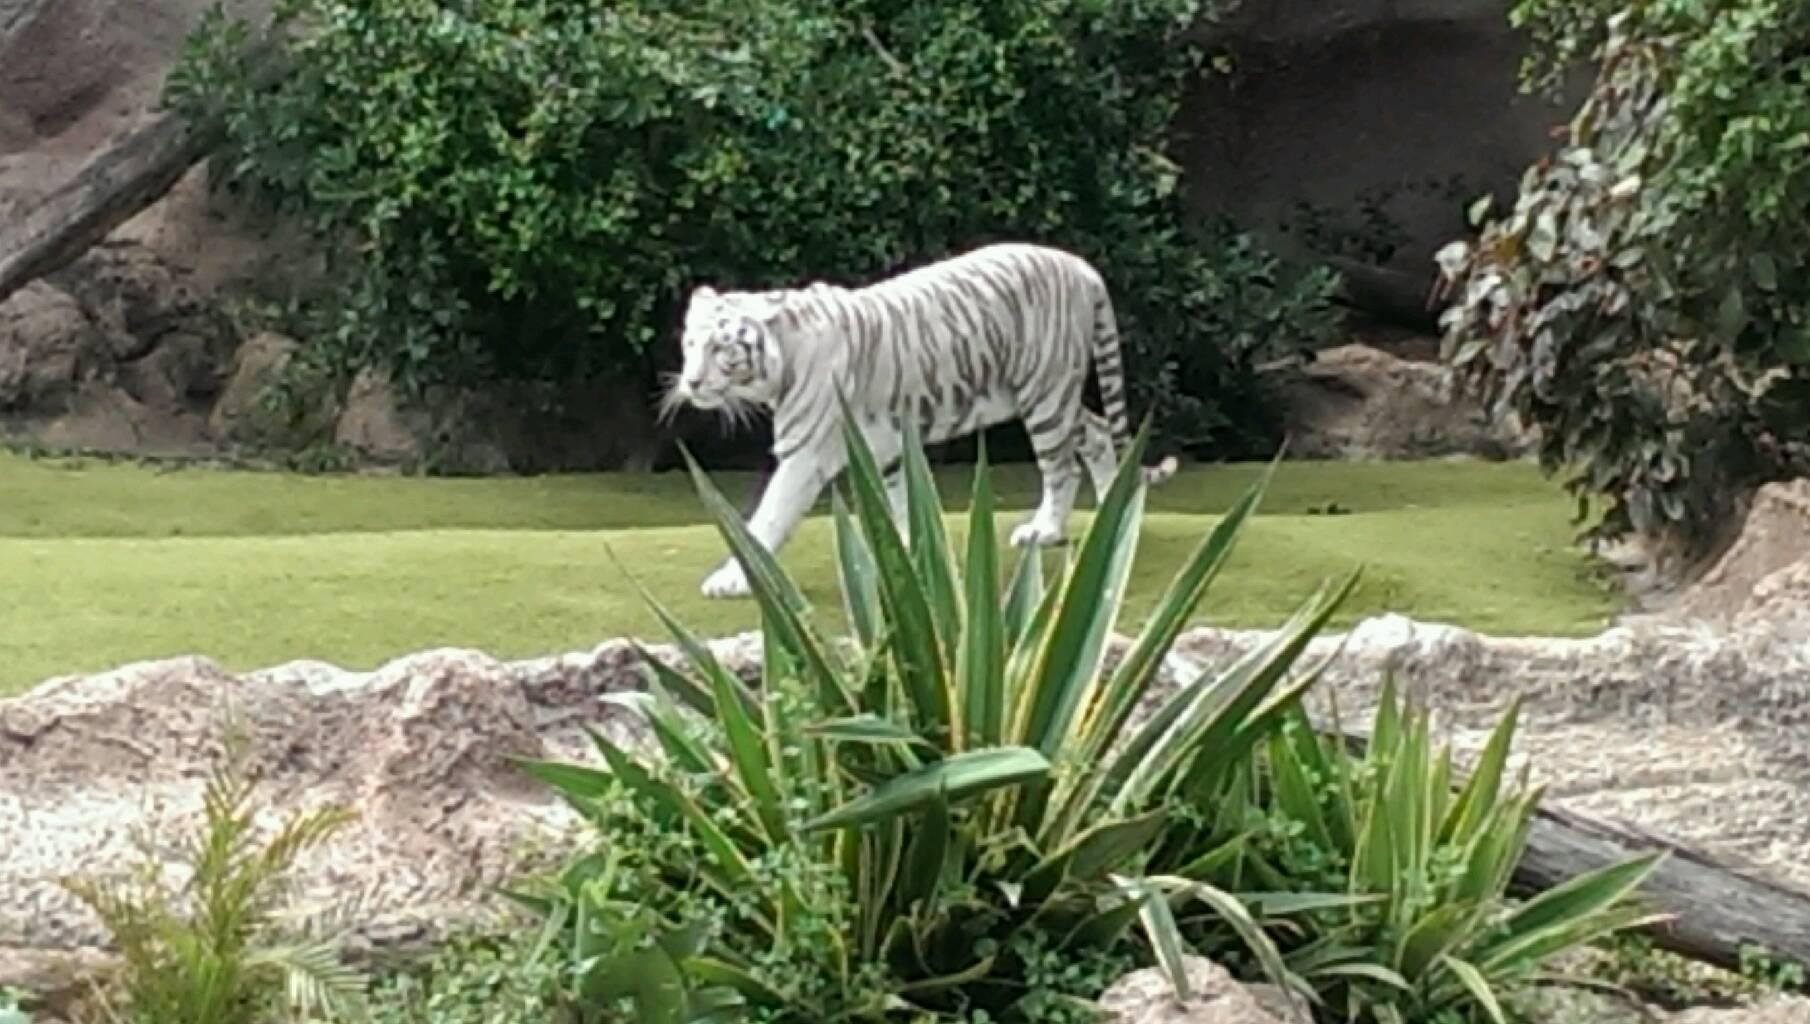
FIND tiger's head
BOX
[664,285,789,424]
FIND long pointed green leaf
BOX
[900,418,962,648]
[1441,696,1522,846]
[803,746,1050,833]
[960,442,1006,750]
[686,957,789,1008]
[837,396,952,738]
[702,645,788,844]
[1237,891,1385,917]
[1112,574,1356,813]
[1477,852,1666,971]
[1267,726,1337,853]
[636,608,757,722]
[1002,544,1045,648]
[604,688,717,777]
[1172,833,1250,881]
[1144,875,1302,1009]
[514,758,615,800]
[1084,456,1277,759]
[1441,955,1508,1024]
[832,490,882,650]
[1304,962,1414,991]
[898,788,952,912]
[680,445,856,718]
[1118,875,1193,1001]
[1016,422,1152,761]
[1396,904,1487,981]
[1047,459,1280,839]
[804,714,935,749]
[1023,810,1167,906]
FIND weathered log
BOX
[0,110,218,306]
[1324,254,1443,332]
[1514,803,1810,975]
[0,44,286,307]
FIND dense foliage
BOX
[1436,0,1810,559]
[494,414,1660,1023]
[513,417,1338,1021]
[166,0,1339,458]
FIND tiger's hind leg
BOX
[1011,392,1085,549]
[1077,410,1119,505]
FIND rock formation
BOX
[1099,957,1303,1024]
[1264,339,1532,460]
[1178,0,1591,328]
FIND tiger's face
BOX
[670,286,783,415]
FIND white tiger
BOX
[668,242,1179,599]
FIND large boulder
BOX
[208,329,342,448]
[1653,480,1810,633]
[0,281,100,413]
[0,0,273,206]
[1178,0,1591,325]
[0,241,232,453]
[1271,340,1532,459]
[1098,957,1298,1024]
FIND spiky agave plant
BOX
[1191,678,1668,1024]
[61,718,367,1024]
[517,408,1360,1021]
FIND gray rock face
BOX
[1177,0,1591,324]
[0,242,232,454]
[1670,996,1810,1024]
[0,281,98,411]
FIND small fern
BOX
[61,712,366,1024]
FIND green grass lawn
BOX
[0,451,1620,695]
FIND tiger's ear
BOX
[689,284,718,304]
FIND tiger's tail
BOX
[1091,292,1179,485]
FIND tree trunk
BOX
[0,111,218,307]
[1514,803,1810,974]
[0,44,286,308]
[1325,255,1443,332]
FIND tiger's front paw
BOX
[1009,518,1066,548]
[700,561,753,599]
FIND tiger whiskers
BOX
[717,394,763,435]
[655,373,764,435]
[656,373,688,425]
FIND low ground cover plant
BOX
[60,721,367,1024]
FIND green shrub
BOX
[509,409,1353,1020]
[61,721,367,1024]
[1187,679,1664,1024]
[166,0,1339,457]
[1435,0,1810,560]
